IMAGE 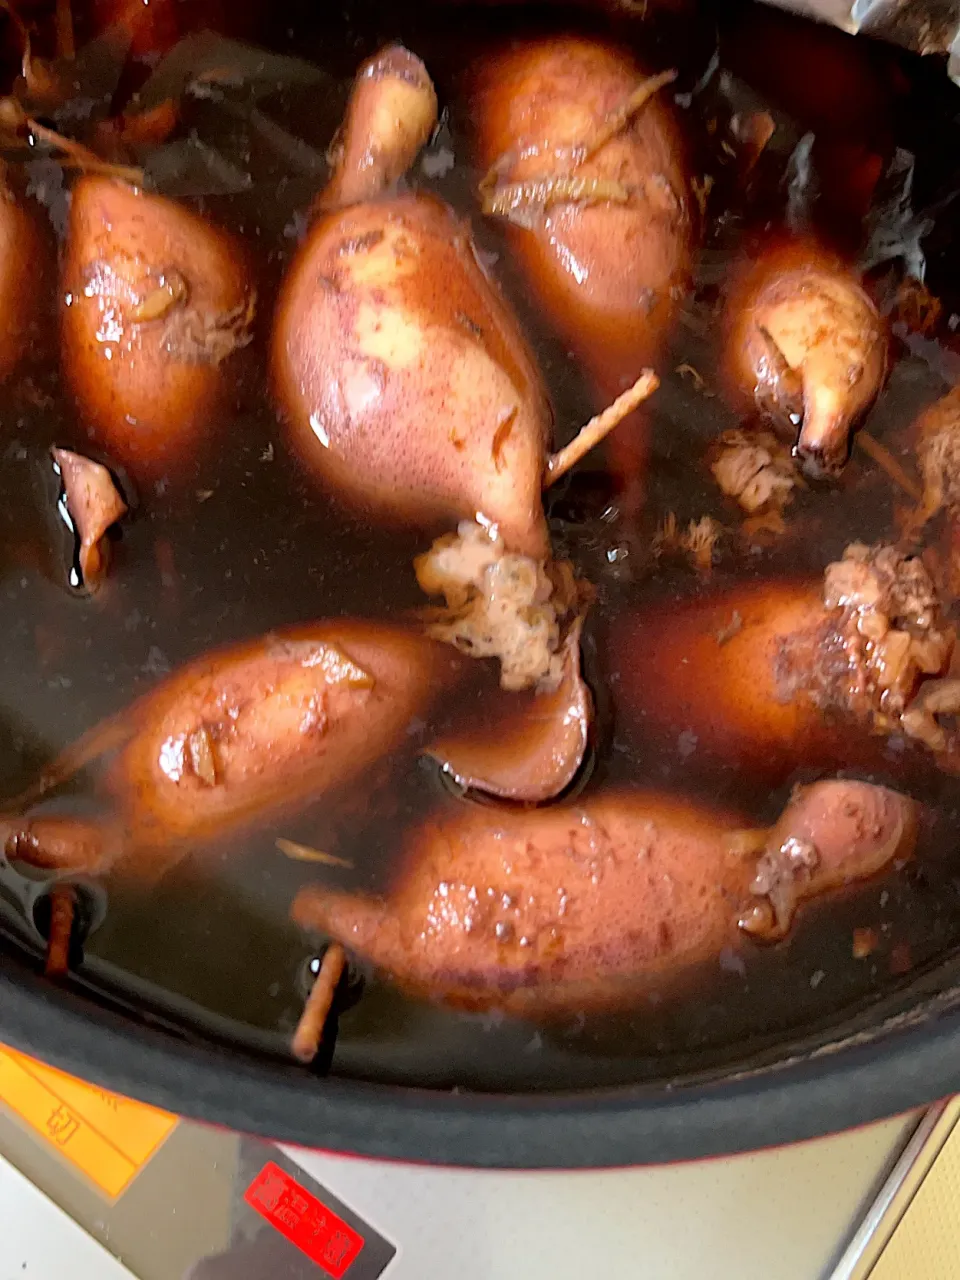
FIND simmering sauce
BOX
[1,0,960,1092]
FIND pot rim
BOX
[1,958,956,1168]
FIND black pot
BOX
[5,0,960,1172]
[3,940,960,1168]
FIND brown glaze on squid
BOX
[473,36,693,495]
[273,194,552,556]
[292,780,916,1016]
[62,177,255,482]
[7,622,464,880]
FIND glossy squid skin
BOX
[320,45,438,213]
[606,581,890,781]
[9,622,463,880]
[61,177,254,483]
[0,193,42,382]
[272,194,552,557]
[89,0,180,55]
[292,780,916,1017]
[724,241,886,474]
[428,621,591,802]
[112,621,461,852]
[474,37,692,382]
[473,37,693,487]
[52,447,127,591]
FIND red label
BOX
[244,1161,365,1278]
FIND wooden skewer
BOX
[544,370,660,486]
[45,883,76,978]
[292,943,347,1064]
[855,429,923,504]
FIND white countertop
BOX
[284,1114,915,1280]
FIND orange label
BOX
[0,1044,177,1198]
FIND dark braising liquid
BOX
[2,0,960,1092]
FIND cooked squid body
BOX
[609,543,955,778]
[474,37,693,389]
[272,194,552,557]
[427,618,591,801]
[7,622,462,879]
[320,45,438,211]
[610,581,840,776]
[61,178,256,483]
[722,5,897,227]
[113,622,463,851]
[725,243,886,474]
[0,190,42,382]
[740,779,918,941]
[292,780,916,1016]
[473,36,691,495]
